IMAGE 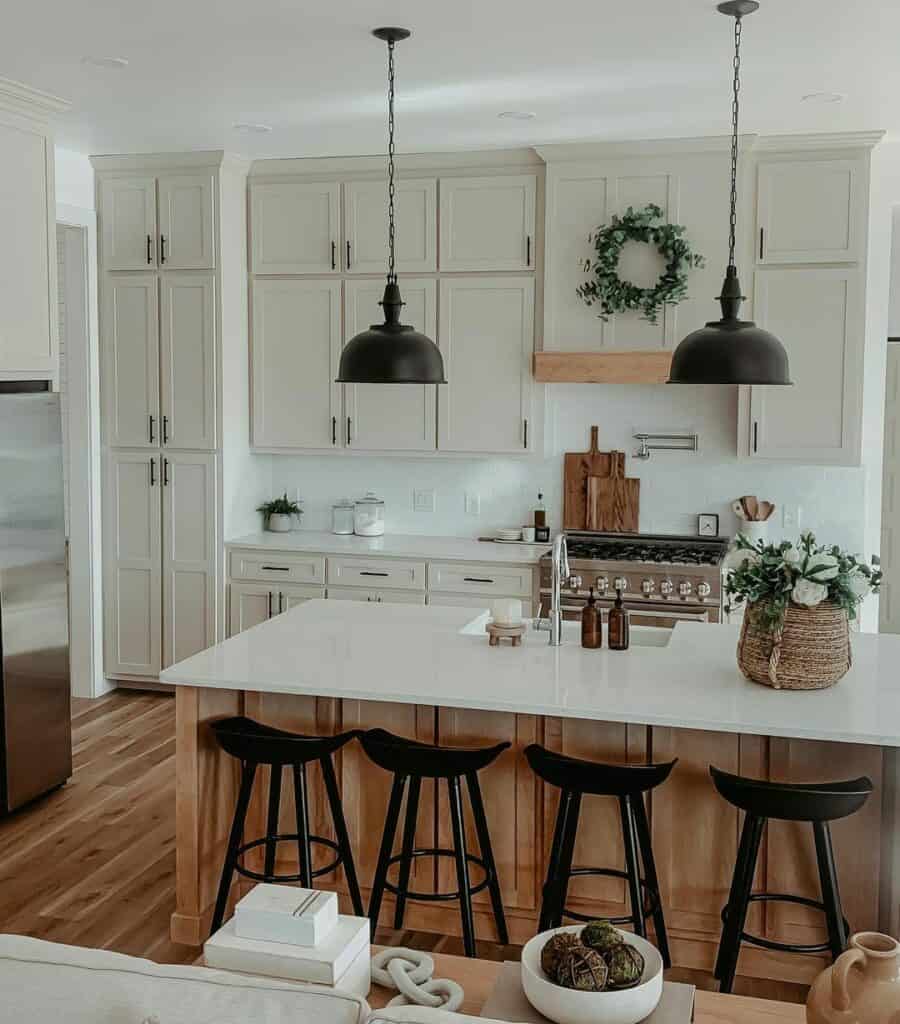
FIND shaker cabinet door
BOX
[157,173,216,270]
[439,175,536,272]
[100,176,158,270]
[437,277,534,453]
[251,279,342,449]
[103,449,162,678]
[229,583,273,636]
[343,278,437,451]
[101,274,160,448]
[250,182,340,274]
[344,178,436,273]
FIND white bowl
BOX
[496,528,523,541]
[521,926,663,1024]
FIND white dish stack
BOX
[204,885,371,998]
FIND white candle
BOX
[492,598,523,626]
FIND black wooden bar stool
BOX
[362,728,510,958]
[210,717,364,936]
[711,765,873,993]
[526,743,676,968]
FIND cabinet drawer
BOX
[326,556,426,591]
[327,586,426,606]
[428,561,534,598]
[428,592,534,617]
[229,548,325,585]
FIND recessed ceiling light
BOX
[497,111,536,121]
[81,56,129,69]
[232,122,273,134]
[801,92,845,104]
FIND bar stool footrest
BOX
[383,847,491,902]
[235,833,342,883]
[562,867,661,926]
[721,892,851,955]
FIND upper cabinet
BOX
[250,182,340,274]
[0,80,69,380]
[757,158,863,265]
[344,178,436,274]
[439,174,536,272]
[100,173,216,271]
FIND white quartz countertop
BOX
[226,531,548,565]
[161,599,900,748]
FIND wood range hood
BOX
[533,350,673,385]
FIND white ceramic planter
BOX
[739,520,769,546]
[267,514,293,533]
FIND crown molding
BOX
[0,77,69,124]
[90,150,234,173]
[534,135,757,162]
[249,147,542,179]
[754,130,886,151]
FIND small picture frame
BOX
[697,513,719,537]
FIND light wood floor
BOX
[0,690,805,1002]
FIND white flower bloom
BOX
[783,546,801,565]
[847,573,871,600]
[805,554,840,582]
[792,579,828,607]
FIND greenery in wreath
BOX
[576,204,705,325]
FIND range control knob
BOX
[697,581,712,600]
[640,578,655,596]
[613,576,629,594]
[659,579,674,597]
[678,580,693,598]
[595,575,610,595]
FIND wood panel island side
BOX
[162,600,900,987]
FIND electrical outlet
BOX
[782,503,801,530]
[465,492,480,516]
[413,488,435,513]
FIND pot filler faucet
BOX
[539,532,582,646]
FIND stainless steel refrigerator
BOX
[0,388,71,813]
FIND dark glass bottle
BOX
[608,587,630,651]
[581,587,602,649]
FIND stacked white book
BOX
[204,886,371,998]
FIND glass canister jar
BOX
[332,498,355,535]
[354,492,385,536]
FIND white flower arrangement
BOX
[725,532,881,633]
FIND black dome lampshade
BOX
[336,27,446,385]
[668,1,791,387]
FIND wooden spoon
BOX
[732,499,747,521]
[758,500,775,522]
[742,495,760,521]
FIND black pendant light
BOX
[668,1,791,386]
[337,28,446,385]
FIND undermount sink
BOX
[459,612,672,649]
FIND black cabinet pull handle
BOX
[163,458,169,486]
[331,241,336,270]
[346,240,351,268]
[160,234,167,264]
[523,418,529,449]
[753,421,759,453]
[261,565,290,572]
[149,415,155,443]
[759,228,765,260]
[149,458,156,486]
[267,592,273,618]
[347,416,352,446]
[162,415,169,445]
[359,571,389,577]
[146,234,153,264]
[279,592,284,613]
[526,234,531,266]
[332,415,337,445]
[464,577,494,584]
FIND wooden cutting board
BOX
[563,426,625,529]
[586,456,640,532]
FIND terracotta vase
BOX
[807,933,900,1024]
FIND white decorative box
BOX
[204,914,370,988]
[234,885,339,947]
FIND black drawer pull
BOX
[464,577,494,584]
[359,570,389,577]
[261,565,290,572]
[526,234,531,266]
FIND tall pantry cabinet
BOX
[94,152,258,683]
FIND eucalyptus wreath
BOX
[576,204,705,325]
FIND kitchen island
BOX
[163,600,900,985]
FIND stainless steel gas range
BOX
[537,531,730,629]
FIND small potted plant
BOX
[257,493,303,533]
[725,532,881,689]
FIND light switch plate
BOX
[782,503,800,530]
[465,492,480,516]
[413,488,435,513]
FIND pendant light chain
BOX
[727,13,743,269]
[386,38,397,285]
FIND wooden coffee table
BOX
[369,949,807,1024]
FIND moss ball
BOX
[580,919,624,956]
[605,943,645,989]
[555,943,609,991]
[540,932,580,981]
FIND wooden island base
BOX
[173,685,896,987]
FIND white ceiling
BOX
[6,0,900,159]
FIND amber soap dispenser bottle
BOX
[608,587,630,651]
[581,587,602,649]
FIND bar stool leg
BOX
[320,754,364,917]
[368,774,406,935]
[813,821,849,960]
[393,775,422,929]
[466,770,509,945]
[539,789,573,931]
[264,765,283,880]
[448,774,477,957]
[292,764,313,887]
[553,790,583,929]
[620,795,647,939]
[211,760,258,936]
[717,814,764,994]
[633,795,670,967]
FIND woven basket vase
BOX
[737,600,851,690]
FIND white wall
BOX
[55,147,94,211]
[890,204,900,338]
